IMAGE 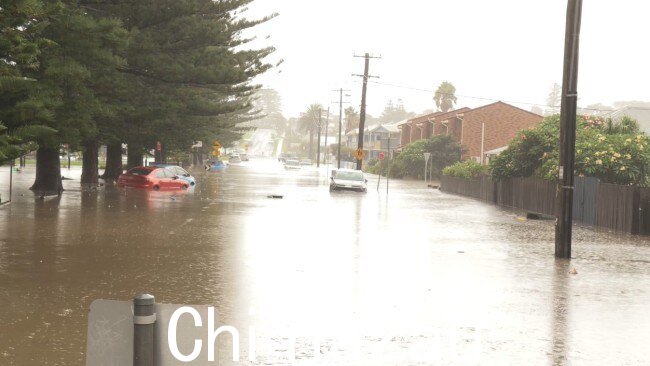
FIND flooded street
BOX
[1,159,650,365]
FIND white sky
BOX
[243,0,650,118]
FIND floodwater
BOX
[0,159,649,365]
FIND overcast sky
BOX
[244,0,650,119]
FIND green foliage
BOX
[388,135,462,179]
[442,160,485,179]
[0,122,56,164]
[489,114,650,185]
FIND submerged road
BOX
[0,159,649,365]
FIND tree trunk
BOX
[31,147,63,194]
[81,140,99,184]
[101,142,123,180]
[309,131,314,159]
[127,142,143,168]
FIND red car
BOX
[118,166,190,191]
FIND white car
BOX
[284,159,301,170]
[330,169,367,193]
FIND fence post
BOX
[632,186,640,235]
[134,294,156,366]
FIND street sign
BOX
[86,299,245,366]
[354,148,365,161]
[424,152,431,163]
[191,141,203,148]
[379,152,385,160]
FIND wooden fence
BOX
[441,175,650,235]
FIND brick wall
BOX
[461,102,542,160]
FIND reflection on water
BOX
[0,160,649,365]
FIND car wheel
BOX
[190,181,195,186]
[153,185,160,191]
[181,185,188,190]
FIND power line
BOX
[365,79,650,113]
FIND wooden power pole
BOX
[353,53,380,170]
[555,0,583,259]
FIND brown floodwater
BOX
[0,159,649,365]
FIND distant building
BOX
[345,123,400,160]
[605,106,650,135]
[397,102,543,164]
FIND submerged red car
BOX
[118,166,190,191]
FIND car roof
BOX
[335,168,362,172]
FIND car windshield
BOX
[128,168,152,176]
[335,171,364,181]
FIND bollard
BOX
[134,294,156,366]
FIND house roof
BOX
[346,123,400,136]
[462,101,543,118]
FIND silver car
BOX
[329,169,367,193]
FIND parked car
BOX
[278,153,297,163]
[284,159,301,170]
[229,154,242,163]
[299,158,312,166]
[118,166,190,191]
[240,153,250,161]
[329,169,368,192]
[149,164,196,186]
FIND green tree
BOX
[85,0,275,170]
[0,0,56,165]
[344,106,359,132]
[27,1,127,191]
[433,81,457,112]
[389,135,463,179]
[298,103,323,159]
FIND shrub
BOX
[390,135,463,179]
[489,114,650,185]
[442,160,484,179]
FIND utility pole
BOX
[316,108,323,167]
[386,132,391,194]
[555,0,583,259]
[353,53,380,170]
[323,107,330,166]
[332,88,351,169]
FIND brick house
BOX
[460,102,543,163]
[397,102,542,164]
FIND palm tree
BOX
[298,103,323,159]
[433,81,458,112]
[344,106,359,132]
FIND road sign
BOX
[379,152,385,160]
[213,141,222,149]
[424,152,431,163]
[354,148,365,161]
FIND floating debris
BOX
[570,267,578,275]
[267,194,284,199]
